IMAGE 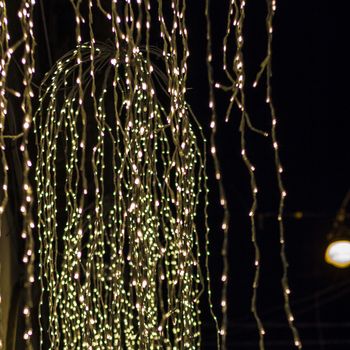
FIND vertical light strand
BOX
[253,0,302,347]
[204,0,229,348]
[218,0,268,348]
[18,0,36,348]
[0,2,10,349]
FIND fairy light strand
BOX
[255,0,302,347]
[18,1,36,347]
[204,0,230,348]
[0,1,36,348]
[0,2,10,349]
[217,0,269,348]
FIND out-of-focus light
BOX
[325,240,350,268]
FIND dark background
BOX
[186,0,350,348]
[4,0,349,348]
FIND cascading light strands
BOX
[205,0,301,349]
[34,1,208,348]
[1,0,36,348]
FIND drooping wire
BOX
[252,0,302,347]
[204,0,230,348]
[216,0,268,348]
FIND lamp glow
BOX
[325,240,350,268]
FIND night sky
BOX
[184,0,350,348]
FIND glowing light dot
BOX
[129,202,136,211]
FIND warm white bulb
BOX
[325,240,350,268]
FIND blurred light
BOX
[325,240,350,268]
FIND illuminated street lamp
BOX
[325,190,350,268]
[325,238,350,268]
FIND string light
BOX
[262,1,301,348]
[215,0,268,347]
[0,2,10,346]
[0,1,36,349]
[18,2,36,348]
[205,0,230,348]
[35,1,205,348]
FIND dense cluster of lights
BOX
[33,1,208,348]
[0,0,302,349]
